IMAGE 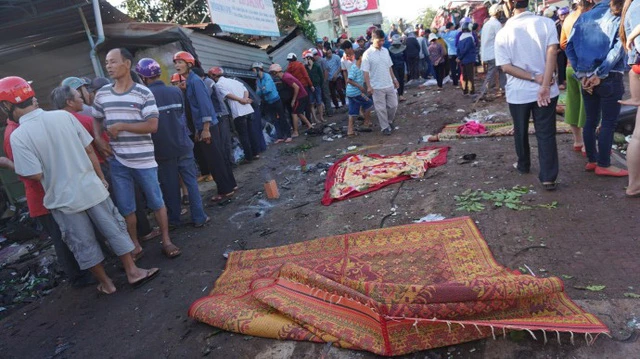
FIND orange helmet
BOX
[302,50,312,59]
[0,76,35,105]
[208,67,224,76]
[173,51,196,66]
[170,73,185,83]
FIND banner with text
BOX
[332,0,379,16]
[208,0,280,37]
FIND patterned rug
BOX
[189,217,608,356]
[321,146,449,206]
[436,121,573,141]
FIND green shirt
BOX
[306,63,324,87]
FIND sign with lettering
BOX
[208,0,280,37]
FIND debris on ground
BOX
[414,214,446,223]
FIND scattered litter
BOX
[363,215,375,220]
[53,339,73,356]
[420,79,438,87]
[464,109,510,123]
[456,109,465,113]
[561,275,574,279]
[347,145,357,151]
[322,136,334,142]
[223,248,234,259]
[574,285,606,292]
[414,214,446,223]
[457,153,477,165]
[231,138,245,164]
[623,293,640,298]
[202,286,208,292]
[626,318,640,329]
[325,154,332,158]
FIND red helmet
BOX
[0,76,35,105]
[366,25,378,37]
[170,73,185,83]
[173,51,196,66]
[208,67,224,76]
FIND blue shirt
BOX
[624,0,640,65]
[256,72,280,104]
[185,71,217,131]
[565,0,625,78]
[441,30,460,56]
[325,55,342,79]
[456,32,477,65]
[346,63,365,97]
[146,81,193,160]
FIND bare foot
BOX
[97,281,116,294]
[619,98,640,107]
[291,132,299,138]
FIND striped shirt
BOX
[92,83,159,169]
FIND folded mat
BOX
[321,146,449,205]
[437,121,573,141]
[189,217,608,356]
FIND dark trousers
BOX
[191,135,210,176]
[508,97,559,183]
[38,214,83,281]
[328,79,346,108]
[434,63,446,88]
[582,73,624,167]
[461,63,475,94]
[250,110,266,154]
[157,153,207,226]
[199,123,237,195]
[421,57,436,79]
[407,56,420,80]
[321,80,333,114]
[265,99,291,139]
[557,50,567,85]
[448,56,459,86]
[218,115,233,167]
[234,114,254,160]
[392,65,406,96]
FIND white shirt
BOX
[361,46,394,90]
[494,12,560,104]
[340,55,354,75]
[11,109,109,214]
[481,17,502,62]
[216,77,254,119]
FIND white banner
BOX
[208,0,280,37]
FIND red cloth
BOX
[71,112,110,163]
[456,121,487,135]
[281,73,308,99]
[286,61,313,88]
[3,120,48,217]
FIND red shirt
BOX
[3,120,49,217]
[281,73,308,99]
[286,61,313,88]
[71,112,110,163]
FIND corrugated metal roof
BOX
[189,32,271,79]
[0,0,130,63]
[270,34,315,68]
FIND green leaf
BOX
[505,202,518,210]
[494,202,503,207]
[561,275,574,279]
[585,285,606,292]
[624,293,640,298]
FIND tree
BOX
[120,0,316,40]
[415,7,438,30]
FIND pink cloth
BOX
[457,121,487,135]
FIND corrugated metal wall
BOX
[0,42,94,110]
[189,32,271,79]
[270,35,315,68]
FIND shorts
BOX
[309,86,323,104]
[52,198,135,270]
[109,158,165,216]
[293,96,310,115]
[347,95,374,116]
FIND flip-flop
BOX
[180,208,188,215]
[132,249,144,262]
[625,192,640,198]
[97,284,115,295]
[140,228,161,242]
[131,268,160,288]
[162,244,182,259]
[194,216,211,228]
[211,191,235,202]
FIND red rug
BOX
[321,146,449,205]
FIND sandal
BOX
[140,228,161,242]
[211,191,235,202]
[132,249,144,262]
[162,244,182,259]
[131,268,160,288]
[194,216,211,228]
[347,132,358,137]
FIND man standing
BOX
[479,4,506,99]
[268,64,313,137]
[441,23,461,87]
[312,49,334,117]
[93,48,179,258]
[362,29,400,135]
[404,26,422,83]
[1,76,159,294]
[253,62,292,143]
[324,49,346,110]
[61,77,94,117]
[495,0,560,190]
[135,58,209,228]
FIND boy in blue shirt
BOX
[345,49,374,137]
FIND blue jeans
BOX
[109,159,165,216]
[157,153,207,226]
[508,97,559,183]
[581,73,624,167]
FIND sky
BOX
[107,0,442,23]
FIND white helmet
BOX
[286,53,297,61]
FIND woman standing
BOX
[389,35,407,101]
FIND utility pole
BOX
[329,0,337,38]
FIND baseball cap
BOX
[286,53,297,61]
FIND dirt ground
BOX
[1,78,640,359]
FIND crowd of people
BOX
[0,0,638,296]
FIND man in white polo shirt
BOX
[361,29,400,135]
[495,0,560,191]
